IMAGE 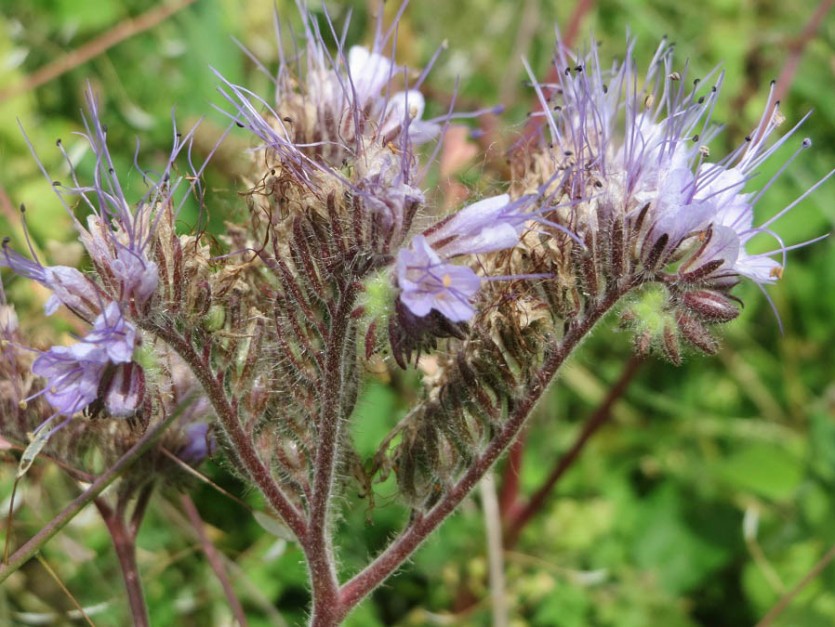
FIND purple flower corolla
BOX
[347,45,394,104]
[176,422,216,466]
[397,235,482,322]
[424,194,530,257]
[1,243,100,317]
[31,302,138,418]
[396,194,540,321]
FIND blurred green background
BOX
[1,0,833,625]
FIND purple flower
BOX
[1,244,100,317]
[395,194,539,322]
[31,302,138,418]
[5,87,203,317]
[176,422,216,466]
[424,194,530,257]
[397,235,482,322]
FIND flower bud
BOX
[676,311,719,355]
[662,323,681,365]
[681,290,740,323]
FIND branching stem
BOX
[337,283,632,619]
[145,322,307,540]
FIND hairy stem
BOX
[147,322,307,541]
[307,282,357,627]
[338,284,630,618]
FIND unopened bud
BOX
[676,312,719,355]
[682,290,739,322]
[662,323,681,365]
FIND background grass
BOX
[1,0,833,625]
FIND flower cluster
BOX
[1,4,831,623]
[0,88,207,430]
[507,38,830,359]
[524,40,826,287]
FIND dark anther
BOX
[697,96,705,104]
[691,134,700,142]
[102,124,108,133]
[745,135,752,142]
[19,204,26,214]
[56,139,62,146]
[52,181,61,187]
[236,122,245,128]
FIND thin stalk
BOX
[338,284,630,619]
[96,498,149,627]
[0,408,180,584]
[146,322,307,541]
[756,543,835,627]
[181,494,249,627]
[480,473,508,627]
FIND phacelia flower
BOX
[423,194,532,256]
[2,87,204,320]
[30,302,139,419]
[213,3,464,262]
[397,235,483,322]
[176,422,216,466]
[1,244,100,317]
[396,194,536,322]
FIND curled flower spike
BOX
[8,86,205,316]
[216,2,438,170]
[522,37,832,295]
